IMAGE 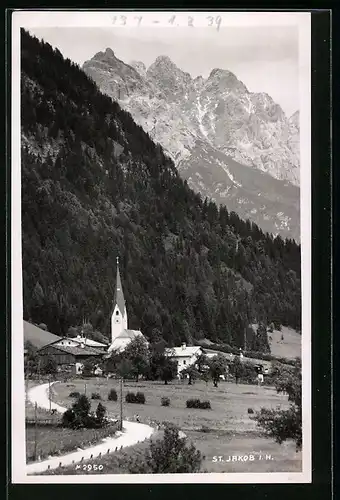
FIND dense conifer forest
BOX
[20,29,301,350]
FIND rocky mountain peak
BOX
[130,60,147,78]
[207,68,248,93]
[146,55,193,101]
[104,47,115,57]
[91,47,117,63]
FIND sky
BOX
[27,25,299,117]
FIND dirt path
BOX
[26,382,155,474]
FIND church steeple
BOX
[114,257,126,317]
[111,257,128,343]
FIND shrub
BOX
[62,408,76,427]
[62,394,107,429]
[125,392,136,403]
[136,392,146,404]
[248,408,254,414]
[127,423,202,473]
[199,401,211,409]
[108,389,118,401]
[125,392,146,404]
[69,391,80,398]
[186,398,201,408]
[91,392,101,400]
[186,398,211,409]
[161,397,170,407]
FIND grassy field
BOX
[268,326,301,360]
[49,377,302,473]
[26,423,118,462]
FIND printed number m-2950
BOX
[75,464,104,471]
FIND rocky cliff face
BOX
[83,50,300,241]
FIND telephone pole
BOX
[48,376,51,412]
[34,401,38,461]
[119,377,123,431]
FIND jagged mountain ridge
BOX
[83,49,300,241]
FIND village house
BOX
[23,320,104,374]
[165,344,203,375]
[38,342,103,375]
[107,257,148,354]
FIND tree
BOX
[158,357,178,385]
[231,355,242,384]
[149,347,177,384]
[127,423,202,473]
[208,354,228,387]
[81,357,98,377]
[24,341,39,377]
[40,355,57,375]
[62,394,91,429]
[95,402,107,425]
[254,358,302,450]
[116,358,135,380]
[196,353,209,373]
[123,336,150,382]
[251,322,270,353]
[181,365,200,385]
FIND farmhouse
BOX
[108,258,148,354]
[165,344,203,375]
[38,343,103,374]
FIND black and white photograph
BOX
[11,10,311,483]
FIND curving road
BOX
[26,382,155,474]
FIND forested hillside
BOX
[21,30,301,350]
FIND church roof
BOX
[113,258,126,316]
[115,329,144,340]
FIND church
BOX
[108,258,147,353]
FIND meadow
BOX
[25,390,118,462]
[269,326,301,360]
[48,377,302,473]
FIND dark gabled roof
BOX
[24,321,62,349]
[113,259,126,316]
[39,343,103,357]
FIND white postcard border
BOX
[11,10,312,484]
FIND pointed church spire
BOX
[114,256,126,316]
